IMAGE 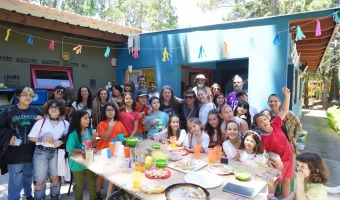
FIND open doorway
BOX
[181,66,212,98]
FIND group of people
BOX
[0,72,330,200]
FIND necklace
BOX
[50,117,59,121]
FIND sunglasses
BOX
[56,89,64,94]
[185,96,194,99]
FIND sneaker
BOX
[96,192,103,200]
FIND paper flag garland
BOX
[104,46,110,57]
[273,32,281,45]
[162,47,169,62]
[222,42,228,58]
[315,20,321,37]
[49,40,55,50]
[73,44,82,54]
[295,26,306,41]
[27,35,33,45]
[333,11,339,23]
[132,48,138,58]
[198,45,206,58]
[5,29,11,41]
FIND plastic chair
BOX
[325,185,340,193]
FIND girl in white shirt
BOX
[151,115,187,146]
[236,130,263,162]
[222,120,241,159]
[183,118,210,153]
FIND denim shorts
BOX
[33,147,58,181]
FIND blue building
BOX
[116,8,338,118]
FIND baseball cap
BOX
[236,90,248,97]
[137,90,149,97]
[149,81,157,85]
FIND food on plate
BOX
[188,187,205,199]
[145,168,169,178]
[170,148,188,156]
[151,151,168,160]
[207,164,233,174]
[140,185,166,194]
[166,184,208,199]
[173,159,195,170]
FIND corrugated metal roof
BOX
[0,0,142,36]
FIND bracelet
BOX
[38,138,42,143]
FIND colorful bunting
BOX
[162,47,169,62]
[273,32,281,45]
[104,46,110,57]
[198,45,206,58]
[332,11,339,23]
[73,44,82,54]
[49,40,55,50]
[222,42,228,58]
[5,29,11,41]
[295,26,306,41]
[27,35,33,45]
[315,20,321,37]
[132,48,138,58]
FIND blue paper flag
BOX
[198,45,206,58]
[104,46,110,57]
[333,11,339,23]
[295,26,306,41]
[27,35,33,45]
[273,32,281,45]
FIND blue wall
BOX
[117,9,337,117]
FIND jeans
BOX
[7,162,33,200]
[33,148,59,200]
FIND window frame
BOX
[31,65,74,89]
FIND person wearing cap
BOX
[192,74,211,96]
[236,90,258,122]
[226,74,244,111]
[148,81,159,98]
[135,90,150,138]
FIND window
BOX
[31,65,74,89]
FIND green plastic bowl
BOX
[234,170,251,181]
[151,144,161,149]
[155,159,168,168]
[125,136,139,147]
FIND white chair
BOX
[325,185,340,193]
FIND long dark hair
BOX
[239,130,263,154]
[296,152,329,184]
[49,85,65,100]
[160,85,178,108]
[100,102,119,121]
[76,86,93,109]
[167,115,181,139]
[65,109,89,143]
[121,92,136,111]
[205,109,223,146]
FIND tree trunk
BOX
[321,74,329,109]
[329,67,340,101]
[303,75,309,108]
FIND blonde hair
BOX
[16,86,35,98]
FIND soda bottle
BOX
[81,128,92,159]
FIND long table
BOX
[71,139,273,200]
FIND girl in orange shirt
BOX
[95,102,127,198]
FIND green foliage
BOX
[326,105,340,134]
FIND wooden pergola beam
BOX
[0,9,128,44]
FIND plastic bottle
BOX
[81,128,92,159]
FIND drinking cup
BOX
[109,142,115,158]
[208,148,215,163]
[132,171,142,189]
[117,133,125,142]
[193,144,201,159]
[215,151,223,163]
[214,146,222,153]
[86,149,94,162]
[128,65,133,73]
[170,136,177,148]
[124,147,131,158]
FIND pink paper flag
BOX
[133,48,139,58]
[315,20,321,37]
[49,40,55,50]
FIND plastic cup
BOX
[208,148,215,163]
[124,147,131,158]
[117,133,125,142]
[132,171,142,189]
[170,136,177,148]
[109,142,115,158]
[215,151,223,163]
[128,65,133,73]
[86,149,94,162]
[193,144,201,159]
[214,146,222,153]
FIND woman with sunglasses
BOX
[28,99,69,199]
[48,85,66,103]
[179,90,199,130]
[0,86,43,200]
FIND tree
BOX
[24,0,178,31]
